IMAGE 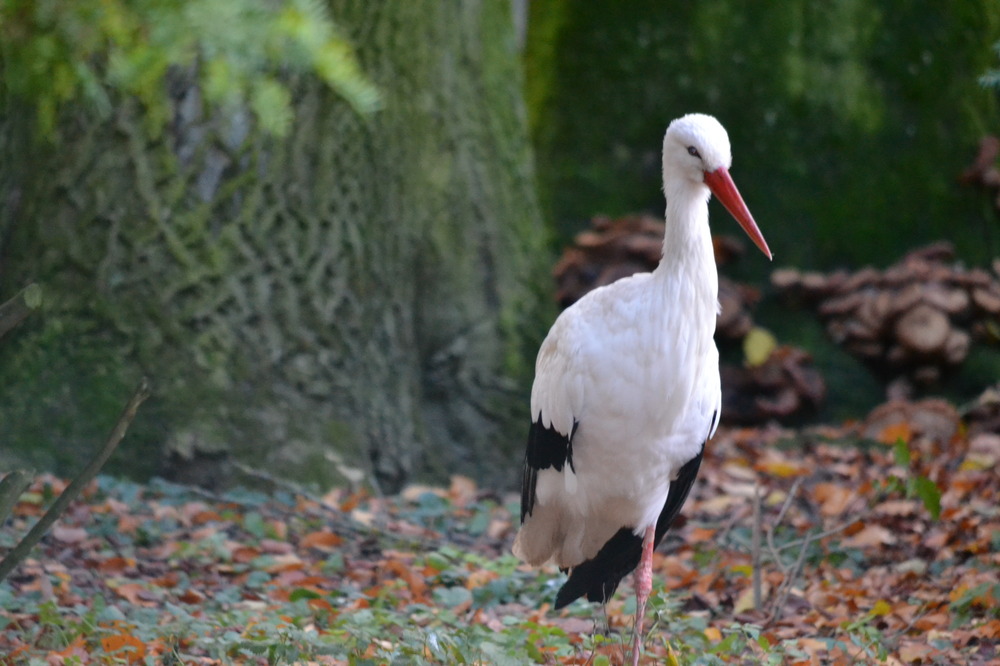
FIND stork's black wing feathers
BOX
[520,415,578,523]
[553,443,705,609]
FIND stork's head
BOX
[663,113,772,260]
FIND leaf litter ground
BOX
[1,398,998,664]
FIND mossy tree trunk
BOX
[0,0,549,492]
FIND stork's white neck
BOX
[655,178,719,311]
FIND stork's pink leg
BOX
[631,525,656,666]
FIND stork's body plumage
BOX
[513,114,771,664]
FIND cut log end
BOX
[893,304,950,355]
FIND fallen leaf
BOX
[177,589,204,604]
[732,585,757,614]
[869,599,892,616]
[113,583,151,606]
[874,499,919,516]
[339,488,368,512]
[400,484,447,503]
[383,558,428,599]
[898,641,934,662]
[465,568,499,590]
[448,475,478,507]
[688,526,717,541]
[300,530,343,551]
[100,633,146,663]
[308,597,334,612]
[232,546,262,563]
[97,557,134,574]
[260,539,294,555]
[51,526,88,544]
[547,616,595,634]
[151,571,180,589]
[879,422,913,445]
[842,524,896,549]
[117,514,142,533]
[46,635,87,662]
[756,459,808,478]
[795,637,829,653]
[191,509,224,525]
[744,326,777,367]
[812,482,855,516]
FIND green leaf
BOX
[524,638,545,662]
[289,588,322,602]
[892,438,911,467]
[911,476,941,520]
[250,77,292,136]
[2,0,377,140]
[433,586,473,608]
[21,284,43,310]
[243,510,268,538]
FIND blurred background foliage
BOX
[1,1,999,486]
[523,1,1000,418]
[525,0,1000,271]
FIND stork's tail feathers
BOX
[554,527,643,608]
[554,447,706,608]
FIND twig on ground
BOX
[0,378,150,583]
[695,505,754,596]
[775,508,871,555]
[752,485,763,609]
[233,461,320,499]
[765,478,803,574]
[232,461,393,541]
[768,532,812,625]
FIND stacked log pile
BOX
[553,215,824,423]
[721,345,826,424]
[772,243,1000,397]
[962,384,1000,438]
[553,215,663,308]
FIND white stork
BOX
[513,113,771,664]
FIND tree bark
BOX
[0,0,550,492]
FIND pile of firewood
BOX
[721,345,826,424]
[552,215,760,340]
[553,215,824,423]
[772,242,1000,397]
[963,383,1000,438]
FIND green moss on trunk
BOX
[0,1,549,492]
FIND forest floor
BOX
[1,397,998,665]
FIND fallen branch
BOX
[0,378,150,583]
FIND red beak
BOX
[703,167,772,260]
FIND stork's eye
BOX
[687,146,701,158]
